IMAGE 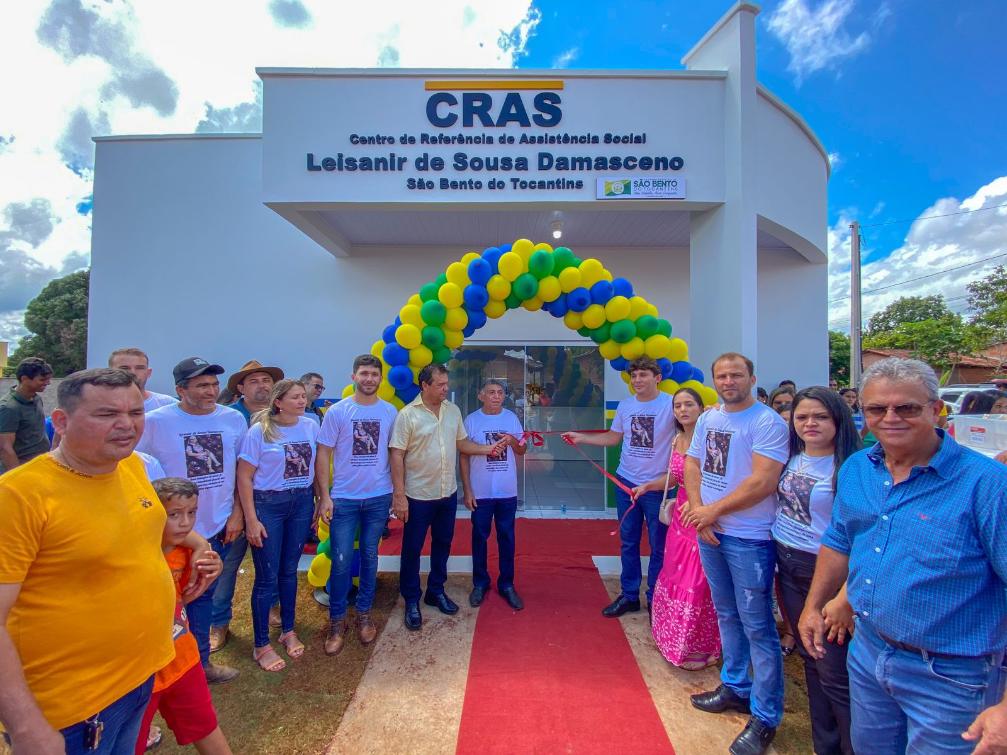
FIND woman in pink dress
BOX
[634,387,721,669]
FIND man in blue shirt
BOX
[800,357,1007,754]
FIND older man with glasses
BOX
[800,357,1007,754]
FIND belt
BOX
[878,632,1004,664]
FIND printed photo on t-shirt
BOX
[630,415,655,449]
[485,431,508,463]
[352,419,380,456]
[778,470,817,525]
[183,433,223,478]
[703,430,731,477]
[284,442,313,479]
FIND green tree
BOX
[829,330,851,385]
[864,312,975,377]
[8,270,89,376]
[865,295,951,337]
[966,265,1007,361]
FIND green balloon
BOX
[552,247,575,272]
[432,346,452,364]
[577,326,592,338]
[420,300,446,326]
[317,538,331,557]
[655,318,672,337]
[635,315,659,339]
[435,273,448,287]
[512,273,539,300]
[529,250,554,279]
[590,322,611,344]
[421,325,445,349]
[610,319,637,343]
[505,292,523,309]
[419,282,440,302]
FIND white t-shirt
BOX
[239,417,319,491]
[136,403,247,537]
[687,401,790,540]
[611,392,675,485]
[317,397,398,500]
[772,453,835,554]
[135,451,166,481]
[144,391,176,412]
[464,408,523,500]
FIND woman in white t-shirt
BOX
[237,379,322,672]
[772,386,861,755]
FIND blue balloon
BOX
[467,309,487,330]
[394,315,402,326]
[611,357,629,372]
[468,258,492,286]
[549,293,569,318]
[670,361,692,383]
[388,365,414,390]
[567,287,591,312]
[382,343,409,367]
[498,243,512,253]
[612,277,634,298]
[398,383,420,403]
[482,247,503,271]
[589,280,614,305]
[463,284,489,309]
[382,323,398,344]
[691,367,705,383]
[462,324,476,337]
[657,358,673,379]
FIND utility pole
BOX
[850,220,863,388]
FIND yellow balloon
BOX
[701,386,720,407]
[564,310,584,330]
[341,383,354,398]
[391,396,405,410]
[582,304,606,329]
[605,296,631,322]
[399,304,423,327]
[644,334,672,359]
[410,365,422,381]
[407,293,422,308]
[444,329,464,348]
[438,282,464,309]
[599,339,621,360]
[461,251,480,265]
[600,269,614,283]
[558,266,582,293]
[668,337,689,362]
[377,381,396,401]
[409,345,433,368]
[621,370,632,384]
[370,340,383,358]
[395,323,422,349]
[620,337,645,360]
[522,296,543,312]
[485,299,506,319]
[446,262,470,288]
[681,379,705,395]
[498,252,524,281]
[537,275,561,302]
[629,296,649,320]
[628,378,636,394]
[307,555,331,588]
[486,274,511,301]
[444,307,468,331]
[317,518,329,540]
[512,238,535,262]
[658,379,680,395]
[532,242,554,253]
[579,258,603,278]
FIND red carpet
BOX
[453,519,672,754]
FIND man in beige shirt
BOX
[390,364,504,631]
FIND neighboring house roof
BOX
[862,348,1001,368]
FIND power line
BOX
[828,251,1007,303]
[859,201,1007,229]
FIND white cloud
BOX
[552,47,579,68]
[827,151,841,171]
[766,0,888,84]
[0,0,540,345]
[828,176,1007,332]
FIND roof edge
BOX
[756,85,831,180]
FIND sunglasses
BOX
[862,402,930,419]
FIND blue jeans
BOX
[848,619,1006,753]
[211,531,247,628]
[188,531,233,666]
[614,474,667,603]
[471,496,517,590]
[249,487,314,648]
[699,533,784,728]
[328,493,391,619]
[60,676,153,754]
[400,493,457,603]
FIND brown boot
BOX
[357,612,377,646]
[324,618,348,656]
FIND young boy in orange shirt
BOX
[135,478,233,755]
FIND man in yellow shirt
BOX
[390,364,505,631]
[0,368,216,754]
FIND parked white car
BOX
[939,384,999,415]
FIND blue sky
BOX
[1,0,1005,343]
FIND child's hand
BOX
[182,550,222,603]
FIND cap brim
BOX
[178,364,225,383]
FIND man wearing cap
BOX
[136,357,246,684]
[228,360,283,426]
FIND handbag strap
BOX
[661,433,676,501]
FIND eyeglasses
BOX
[862,402,929,419]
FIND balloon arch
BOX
[341,238,719,408]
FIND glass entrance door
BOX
[448,344,606,512]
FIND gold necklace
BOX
[50,449,94,478]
